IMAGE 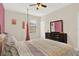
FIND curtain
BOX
[26,22,30,41]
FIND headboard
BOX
[0,34,5,55]
[0,24,1,55]
[0,39,3,55]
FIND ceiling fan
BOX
[29,3,47,10]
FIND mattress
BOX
[15,39,77,56]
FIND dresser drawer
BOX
[45,33,51,39]
[45,32,67,43]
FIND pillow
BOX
[10,46,19,56]
[0,34,6,40]
[4,33,17,46]
[0,34,19,56]
[1,44,12,56]
[1,33,19,56]
[1,44,19,56]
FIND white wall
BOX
[5,10,41,41]
[77,13,79,49]
[40,18,45,39]
[5,10,26,41]
[41,4,79,48]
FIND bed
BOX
[0,34,78,56]
[15,39,77,56]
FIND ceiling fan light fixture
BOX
[29,3,47,10]
[36,3,43,10]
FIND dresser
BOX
[45,32,67,43]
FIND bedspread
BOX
[16,39,77,56]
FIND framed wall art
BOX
[12,19,16,25]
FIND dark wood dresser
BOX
[45,32,67,43]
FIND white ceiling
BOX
[3,3,71,17]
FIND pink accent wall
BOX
[0,3,5,33]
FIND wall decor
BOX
[50,20,63,32]
[12,19,16,25]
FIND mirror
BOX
[50,20,63,32]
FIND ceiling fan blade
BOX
[41,4,47,8]
[29,3,47,10]
[29,4,36,6]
